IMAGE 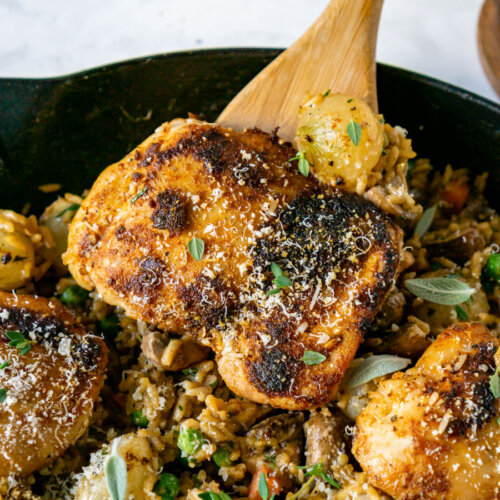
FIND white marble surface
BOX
[0,0,497,102]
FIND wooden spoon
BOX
[478,0,500,98]
[217,0,384,142]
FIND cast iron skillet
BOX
[0,48,499,214]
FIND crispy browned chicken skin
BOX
[64,118,401,409]
[0,291,107,476]
[353,323,500,499]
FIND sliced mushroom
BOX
[424,226,484,264]
[241,413,304,485]
[305,408,355,485]
[141,331,209,371]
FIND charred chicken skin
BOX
[64,118,401,409]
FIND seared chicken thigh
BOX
[64,119,401,409]
[353,323,500,499]
[0,291,107,476]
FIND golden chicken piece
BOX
[0,291,107,476]
[64,118,401,410]
[353,323,500,500]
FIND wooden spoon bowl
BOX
[217,0,384,141]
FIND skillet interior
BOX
[0,48,498,214]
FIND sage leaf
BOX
[105,453,127,500]
[188,237,205,261]
[414,205,436,238]
[405,277,475,305]
[347,120,362,146]
[301,350,326,366]
[347,355,411,388]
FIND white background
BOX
[0,0,497,102]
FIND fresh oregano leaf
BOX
[258,472,269,500]
[0,388,7,403]
[405,277,475,305]
[300,350,326,366]
[105,441,127,500]
[414,205,436,238]
[455,305,468,321]
[188,237,205,261]
[347,355,411,388]
[490,369,500,398]
[289,151,310,177]
[347,120,362,146]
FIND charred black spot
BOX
[132,172,143,182]
[139,142,161,168]
[71,337,103,373]
[120,256,165,302]
[0,305,103,372]
[115,226,126,240]
[248,347,300,394]
[1,253,12,265]
[177,274,235,329]
[265,317,295,345]
[253,190,390,283]
[151,189,187,235]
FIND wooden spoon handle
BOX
[217,0,384,142]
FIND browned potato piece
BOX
[0,291,107,476]
[353,323,500,500]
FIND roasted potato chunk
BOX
[0,291,107,476]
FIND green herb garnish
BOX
[258,472,274,500]
[347,119,362,146]
[105,439,128,500]
[6,331,34,355]
[300,350,326,366]
[455,305,468,321]
[0,388,7,403]
[490,369,500,398]
[154,472,180,500]
[56,203,80,218]
[188,237,205,261]
[414,205,436,238]
[346,355,411,388]
[0,359,10,370]
[405,277,475,306]
[198,492,232,500]
[130,186,148,204]
[289,151,310,177]
[323,89,331,97]
[297,462,340,489]
[266,262,292,296]
[265,455,277,469]
[347,98,353,103]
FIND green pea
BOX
[99,314,120,335]
[154,472,180,500]
[60,285,88,306]
[213,447,231,467]
[177,427,204,456]
[131,410,149,427]
[484,254,500,281]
